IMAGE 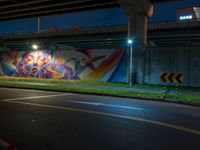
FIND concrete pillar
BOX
[128,14,148,84]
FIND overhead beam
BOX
[0,0,54,10]
[0,2,118,20]
[0,0,95,15]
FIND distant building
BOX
[176,7,200,21]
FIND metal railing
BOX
[148,18,200,30]
[1,18,199,38]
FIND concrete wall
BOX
[0,46,199,87]
[144,46,200,87]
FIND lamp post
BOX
[38,17,40,34]
[128,39,133,86]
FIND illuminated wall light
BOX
[32,44,38,50]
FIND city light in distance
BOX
[179,15,193,20]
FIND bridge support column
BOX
[128,14,147,84]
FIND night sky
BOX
[0,0,199,34]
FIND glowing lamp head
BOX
[32,44,38,50]
[128,39,133,45]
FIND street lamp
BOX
[128,39,133,86]
[128,39,133,44]
[32,44,38,50]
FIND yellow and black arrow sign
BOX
[160,73,183,83]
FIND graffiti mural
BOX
[0,48,127,82]
[13,50,74,79]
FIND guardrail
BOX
[149,18,200,30]
[1,18,199,38]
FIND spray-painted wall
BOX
[0,46,199,87]
[144,46,200,87]
[0,48,128,82]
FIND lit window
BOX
[179,15,193,20]
[188,15,192,19]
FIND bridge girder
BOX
[0,0,179,21]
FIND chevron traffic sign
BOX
[160,73,183,83]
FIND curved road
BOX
[0,87,199,150]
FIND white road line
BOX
[1,93,71,101]
[2,100,200,136]
[69,100,143,110]
[69,100,102,106]
[0,87,62,94]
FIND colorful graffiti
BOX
[0,48,127,82]
[13,50,74,79]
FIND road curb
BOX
[0,85,200,108]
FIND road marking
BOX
[69,100,143,110]
[2,100,200,136]
[0,87,60,93]
[2,93,71,101]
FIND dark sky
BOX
[0,0,199,34]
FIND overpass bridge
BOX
[2,19,200,50]
[1,19,199,87]
[0,0,175,21]
[0,0,185,85]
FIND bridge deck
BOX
[2,19,200,49]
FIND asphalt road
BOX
[0,87,199,150]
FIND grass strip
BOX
[0,77,199,105]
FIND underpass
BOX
[0,0,200,150]
[1,19,200,87]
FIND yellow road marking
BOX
[2,100,200,136]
